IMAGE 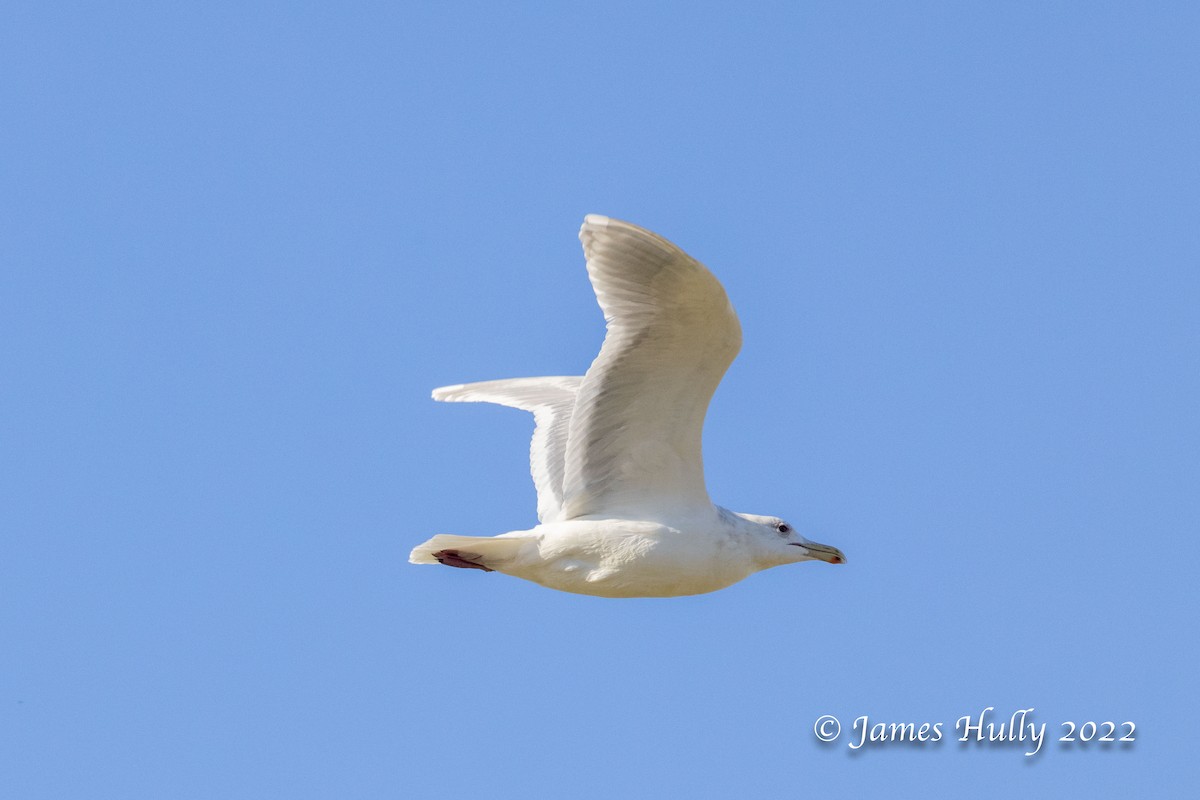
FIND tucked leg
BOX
[432,549,494,572]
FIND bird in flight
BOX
[411,215,845,597]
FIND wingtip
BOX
[578,215,686,265]
[431,384,465,401]
[582,213,611,228]
[580,214,611,241]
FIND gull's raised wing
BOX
[433,376,582,522]
[560,216,742,520]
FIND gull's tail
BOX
[409,534,527,571]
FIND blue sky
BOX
[3,2,1197,797]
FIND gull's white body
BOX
[411,215,844,597]
[422,513,769,599]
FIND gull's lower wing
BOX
[433,376,582,522]
[560,216,742,520]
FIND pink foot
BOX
[433,549,494,572]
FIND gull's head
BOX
[735,513,846,568]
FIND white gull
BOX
[411,215,845,597]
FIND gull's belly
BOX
[506,520,754,598]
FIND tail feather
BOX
[409,534,527,568]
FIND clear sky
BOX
[3,2,1197,797]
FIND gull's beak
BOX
[792,540,846,565]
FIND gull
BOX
[411,215,845,597]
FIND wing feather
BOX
[433,376,582,522]
[559,216,741,519]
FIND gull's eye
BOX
[776,523,790,535]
